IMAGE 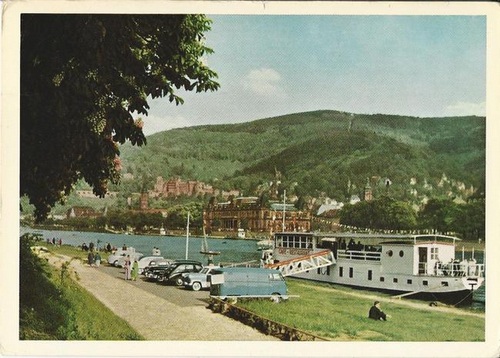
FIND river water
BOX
[22,227,262,266]
[22,227,485,309]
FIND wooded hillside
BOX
[119,110,484,203]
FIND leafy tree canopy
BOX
[21,14,219,221]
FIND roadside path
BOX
[41,252,277,341]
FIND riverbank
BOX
[42,245,484,342]
[38,249,277,341]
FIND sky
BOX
[141,15,486,135]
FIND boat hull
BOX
[289,267,483,306]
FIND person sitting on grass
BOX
[368,301,390,321]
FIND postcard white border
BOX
[2,1,499,357]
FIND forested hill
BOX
[119,110,485,201]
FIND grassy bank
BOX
[42,244,484,341]
[20,238,143,340]
[237,279,484,341]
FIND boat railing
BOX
[337,249,381,261]
[419,260,485,277]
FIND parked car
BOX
[182,265,220,291]
[137,256,169,274]
[209,267,288,301]
[107,247,138,266]
[142,263,172,281]
[115,252,144,268]
[157,260,203,286]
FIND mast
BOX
[282,189,286,232]
[185,211,190,259]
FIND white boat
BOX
[265,232,484,305]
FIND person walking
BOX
[131,259,139,281]
[87,251,95,267]
[124,255,131,280]
[94,252,101,267]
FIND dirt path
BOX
[41,252,277,341]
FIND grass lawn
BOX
[56,264,144,340]
[237,279,484,341]
[21,243,142,340]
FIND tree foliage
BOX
[21,14,219,221]
[339,196,417,231]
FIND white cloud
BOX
[444,101,486,117]
[138,114,191,135]
[242,68,286,98]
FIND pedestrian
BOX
[124,255,131,280]
[131,259,139,281]
[87,251,95,267]
[368,301,390,321]
[94,252,101,267]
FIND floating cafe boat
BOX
[261,231,485,305]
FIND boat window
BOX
[368,270,372,281]
[441,281,449,287]
[393,278,398,283]
[407,279,412,284]
[399,250,404,257]
[387,250,393,257]
[339,267,343,277]
[423,280,428,286]
[349,267,353,278]
[380,277,385,282]
[430,247,439,260]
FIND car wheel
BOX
[175,277,184,286]
[113,260,118,266]
[192,282,202,291]
[271,293,282,303]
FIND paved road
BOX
[98,263,210,308]
[43,253,278,341]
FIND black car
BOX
[143,263,172,281]
[157,260,203,286]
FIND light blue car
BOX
[209,267,288,301]
[183,266,220,291]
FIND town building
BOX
[76,189,118,198]
[150,177,215,198]
[66,206,101,219]
[203,196,311,234]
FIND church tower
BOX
[364,178,373,201]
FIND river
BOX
[22,227,485,310]
[22,227,262,266]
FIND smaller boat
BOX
[200,229,220,265]
[256,239,273,251]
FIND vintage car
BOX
[142,262,172,281]
[107,247,139,266]
[182,265,220,291]
[157,260,203,286]
[209,267,288,301]
[115,252,144,268]
[136,256,169,274]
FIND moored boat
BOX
[264,232,484,305]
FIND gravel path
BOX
[42,252,277,341]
